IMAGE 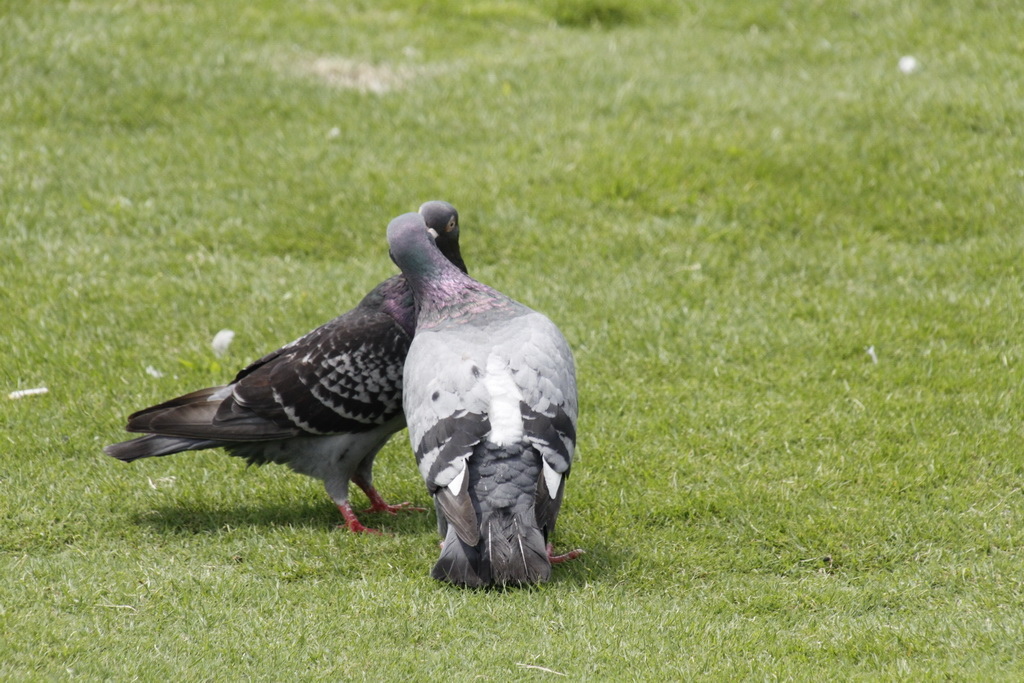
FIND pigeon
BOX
[386,212,582,587]
[104,201,467,534]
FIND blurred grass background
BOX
[2,0,1023,678]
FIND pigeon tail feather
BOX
[481,509,551,586]
[104,434,221,462]
[432,525,486,587]
[431,508,551,588]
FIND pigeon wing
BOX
[506,313,578,469]
[404,328,494,545]
[126,306,409,443]
[502,312,578,534]
[227,307,410,435]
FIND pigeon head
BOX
[419,200,468,274]
[387,212,451,280]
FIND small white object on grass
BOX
[866,345,879,364]
[145,365,165,378]
[212,329,235,357]
[8,387,49,400]
[898,55,919,74]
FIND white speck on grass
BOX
[98,602,137,612]
[898,55,919,74]
[148,476,177,490]
[516,664,566,676]
[866,345,879,364]
[212,329,235,357]
[8,387,48,400]
[327,126,341,139]
[145,365,164,378]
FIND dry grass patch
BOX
[300,55,416,94]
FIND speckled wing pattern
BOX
[229,305,410,435]
[125,280,412,445]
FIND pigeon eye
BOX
[447,218,457,232]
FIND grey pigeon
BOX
[387,212,582,587]
[104,201,466,534]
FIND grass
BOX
[2,0,1024,678]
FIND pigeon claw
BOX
[336,502,384,535]
[337,520,384,535]
[546,543,584,564]
[355,478,428,516]
[362,500,428,515]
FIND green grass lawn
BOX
[3,0,1024,678]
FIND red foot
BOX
[335,502,383,535]
[358,482,427,515]
[362,500,428,515]
[547,543,584,564]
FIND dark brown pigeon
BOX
[105,202,466,533]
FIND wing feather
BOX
[126,287,412,443]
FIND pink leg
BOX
[335,502,383,535]
[547,543,584,564]
[354,477,427,515]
